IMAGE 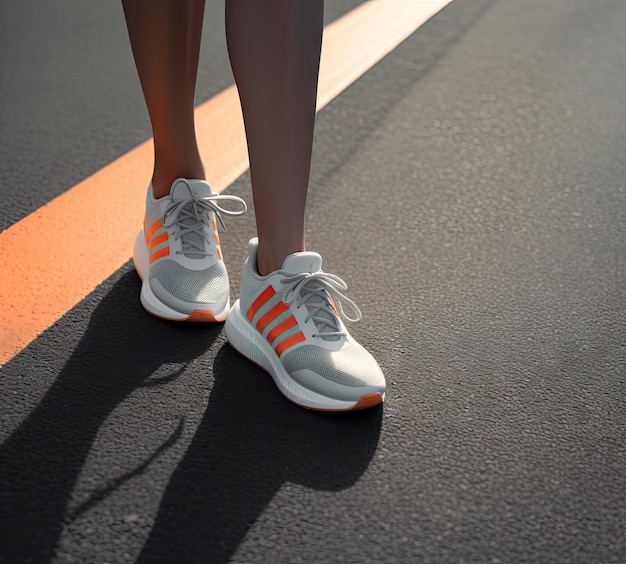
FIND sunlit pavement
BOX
[1,1,625,562]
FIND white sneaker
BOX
[225,238,386,410]
[133,178,247,321]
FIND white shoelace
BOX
[282,272,362,338]
[161,182,247,257]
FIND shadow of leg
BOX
[138,344,382,563]
[0,270,221,562]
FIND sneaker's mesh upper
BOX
[281,344,381,387]
[150,260,227,303]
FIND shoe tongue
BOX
[170,179,213,201]
[281,252,340,340]
[281,252,322,275]
[170,179,212,259]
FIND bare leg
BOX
[122,0,206,198]
[226,0,324,275]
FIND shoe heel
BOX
[225,301,273,372]
[132,229,147,281]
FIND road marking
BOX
[0,0,452,366]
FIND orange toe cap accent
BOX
[349,392,384,410]
[186,310,221,322]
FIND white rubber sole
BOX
[133,229,229,322]
[225,300,384,411]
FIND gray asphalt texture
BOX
[1,1,625,563]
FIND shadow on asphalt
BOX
[0,3,501,560]
[0,271,221,562]
[136,344,382,563]
[0,270,382,563]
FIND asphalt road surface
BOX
[1,1,625,562]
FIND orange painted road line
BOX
[0,0,452,366]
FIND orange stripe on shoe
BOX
[213,220,223,260]
[148,231,168,250]
[145,218,163,242]
[266,316,298,346]
[256,301,290,334]
[149,247,170,264]
[275,332,306,357]
[246,286,276,322]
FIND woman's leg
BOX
[226,0,325,275]
[224,1,386,411]
[122,0,206,198]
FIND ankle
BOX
[151,165,206,199]
[256,241,305,276]
[150,176,171,199]
[256,251,282,277]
